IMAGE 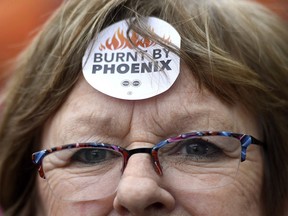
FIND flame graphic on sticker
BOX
[99,28,171,51]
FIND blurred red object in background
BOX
[0,0,61,85]
[258,0,288,20]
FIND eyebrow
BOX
[60,113,117,143]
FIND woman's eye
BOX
[174,138,223,160]
[185,143,209,155]
[71,148,111,164]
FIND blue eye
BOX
[72,148,113,164]
[160,138,224,162]
[179,138,223,159]
[184,139,214,154]
[185,142,209,155]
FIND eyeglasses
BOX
[32,131,263,201]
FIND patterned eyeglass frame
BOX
[32,131,263,178]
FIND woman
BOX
[0,0,287,215]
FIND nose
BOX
[113,154,175,215]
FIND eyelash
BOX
[163,138,224,161]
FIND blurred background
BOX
[0,0,61,89]
[0,0,287,93]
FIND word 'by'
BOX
[92,48,172,74]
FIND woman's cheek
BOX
[37,178,115,216]
[174,150,264,215]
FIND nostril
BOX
[145,202,165,211]
[154,202,165,209]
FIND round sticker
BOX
[82,17,181,100]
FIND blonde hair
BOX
[0,0,287,215]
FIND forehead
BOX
[42,64,259,147]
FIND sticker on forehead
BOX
[82,17,181,100]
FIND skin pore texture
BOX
[37,64,264,216]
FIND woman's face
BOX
[37,64,264,215]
